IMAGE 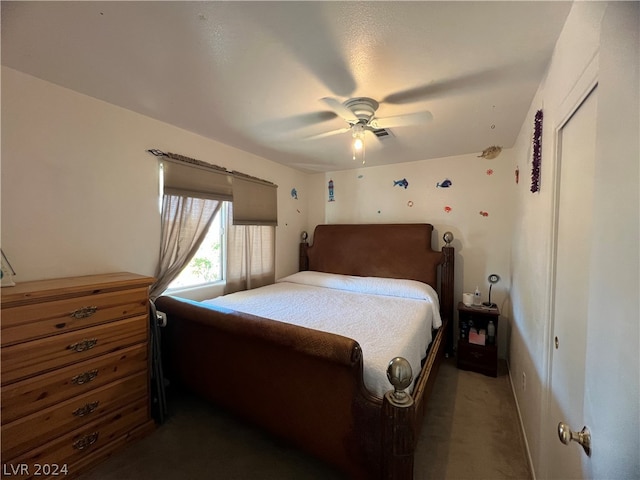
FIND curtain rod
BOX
[147,149,277,187]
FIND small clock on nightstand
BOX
[457,302,500,377]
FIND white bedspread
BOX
[202,271,441,398]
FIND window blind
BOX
[161,153,233,201]
[231,173,278,226]
[149,150,278,225]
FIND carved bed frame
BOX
[156,223,454,479]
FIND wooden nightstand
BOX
[457,302,499,377]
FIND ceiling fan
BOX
[306,97,433,164]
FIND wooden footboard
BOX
[157,295,449,479]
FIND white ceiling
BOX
[1,1,572,173]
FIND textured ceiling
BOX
[1,1,572,173]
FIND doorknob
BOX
[557,422,591,457]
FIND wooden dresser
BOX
[1,272,155,479]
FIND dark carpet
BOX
[80,359,531,479]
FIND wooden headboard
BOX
[300,223,455,354]
[301,223,443,288]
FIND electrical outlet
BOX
[522,372,526,391]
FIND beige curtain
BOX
[150,194,222,299]
[224,203,275,294]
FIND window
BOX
[166,203,226,290]
[148,150,277,299]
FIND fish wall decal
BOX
[393,178,409,189]
[436,178,452,188]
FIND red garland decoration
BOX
[531,110,543,193]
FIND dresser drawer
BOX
[1,287,149,346]
[1,344,148,424]
[1,371,148,460]
[1,315,148,385]
[2,399,149,480]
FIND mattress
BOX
[203,271,441,398]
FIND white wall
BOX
[508,2,639,477]
[507,2,606,471]
[1,67,310,283]
[308,149,517,358]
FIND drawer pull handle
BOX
[70,306,98,319]
[72,401,100,417]
[72,432,99,451]
[67,338,98,352]
[71,369,99,385]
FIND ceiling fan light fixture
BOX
[352,123,366,164]
[316,96,432,166]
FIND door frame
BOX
[541,53,599,480]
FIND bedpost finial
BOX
[443,231,454,247]
[386,357,413,407]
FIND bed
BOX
[155,223,454,479]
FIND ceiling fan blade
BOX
[304,126,352,140]
[370,111,433,129]
[382,62,538,105]
[320,97,359,123]
[256,111,338,137]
